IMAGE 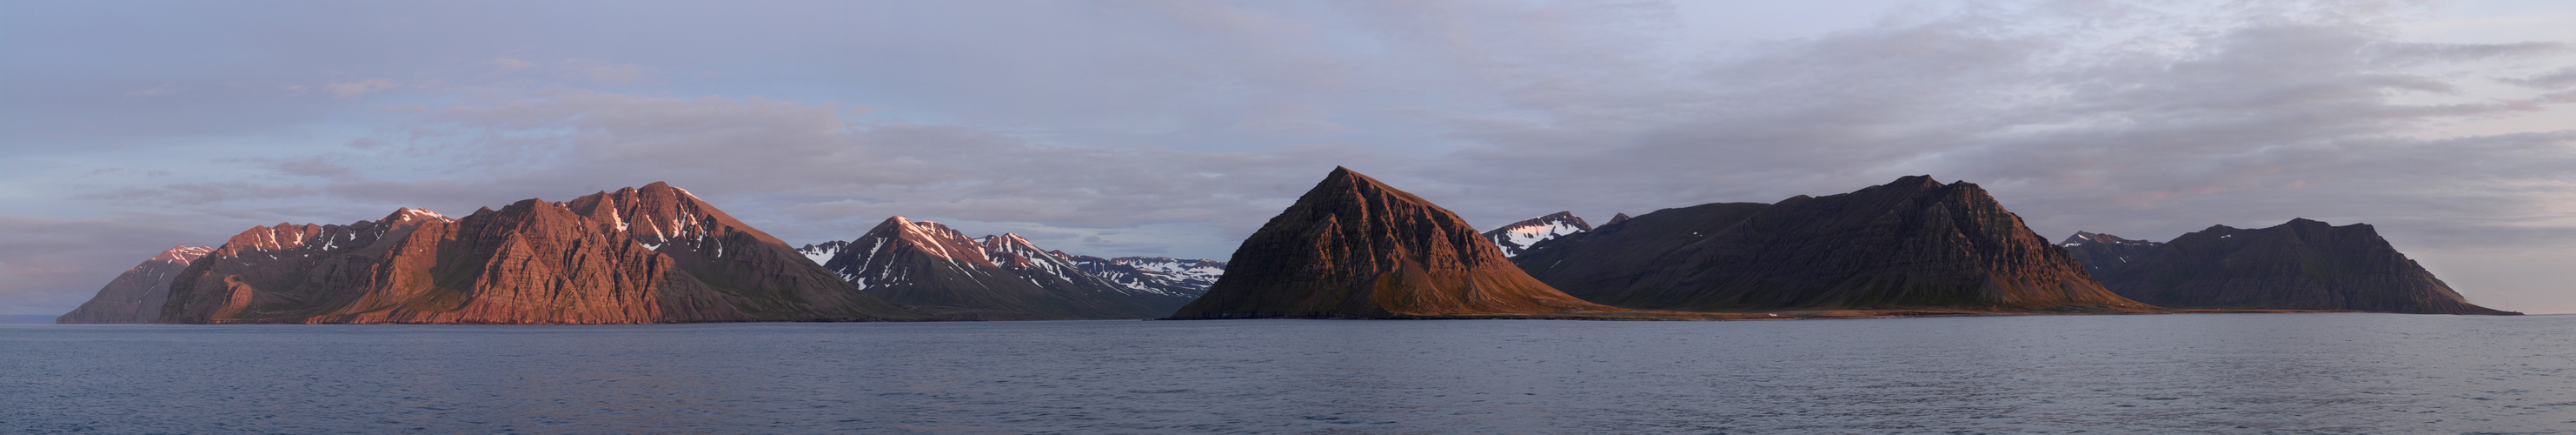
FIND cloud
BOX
[2504,66,2576,89]
[325,79,396,98]
[12,0,2576,313]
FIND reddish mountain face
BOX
[816,217,1185,319]
[1167,167,1613,318]
[56,245,213,324]
[2085,219,2517,315]
[1520,176,2147,311]
[156,184,919,324]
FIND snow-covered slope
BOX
[1482,211,1593,258]
[797,241,846,266]
[1051,253,1226,298]
[813,217,1195,319]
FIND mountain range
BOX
[55,171,2521,323]
[804,217,1209,320]
[153,183,921,324]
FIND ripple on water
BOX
[3,313,2573,433]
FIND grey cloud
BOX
[2503,66,2576,89]
[10,0,2576,312]
[73,182,319,206]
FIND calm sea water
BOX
[3,314,2571,434]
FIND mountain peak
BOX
[1603,212,1632,227]
[1484,211,1594,258]
[147,245,215,264]
[1169,167,1612,318]
[1888,175,1942,189]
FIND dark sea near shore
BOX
[4,314,2571,433]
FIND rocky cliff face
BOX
[2058,231,2164,278]
[157,184,920,325]
[1166,167,1613,318]
[819,217,1184,319]
[1519,176,2146,311]
[56,245,213,324]
[2085,218,2516,315]
[1483,211,1592,258]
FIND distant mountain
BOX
[2057,231,2164,278]
[1517,176,2147,311]
[158,184,920,324]
[1511,202,1772,304]
[1167,167,1612,318]
[798,240,847,266]
[2081,219,2517,315]
[818,217,1187,319]
[1051,252,1225,298]
[1603,212,1632,227]
[56,245,213,324]
[1483,211,1592,258]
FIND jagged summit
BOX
[1484,211,1593,258]
[818,217,1188,319]
[156,184,918,325]
[1167,167,1613,318]
[1050,251,1226,298]
[2081,218,2515,315]
[1603,212,1632,227]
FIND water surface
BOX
[4,313,2571,433]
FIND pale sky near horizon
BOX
[5,0,2574,314]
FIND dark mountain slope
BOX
[2089,218,2515,315]
[1167,167,1613,318]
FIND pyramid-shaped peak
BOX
[382,207,453,224]
[1306,167,1440,209]
[1168,167,1612,318]
[1887,175,1942,189]
[979,233,1041,251]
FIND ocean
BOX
[4,313,2570,433]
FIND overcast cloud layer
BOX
[5,0,2573,314]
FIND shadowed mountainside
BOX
[56,246,212,324]
[1166,167,1615,319]
[2079,219,2517,315]
[1518,176,2148,312]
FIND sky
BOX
[4,0,2573,315]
